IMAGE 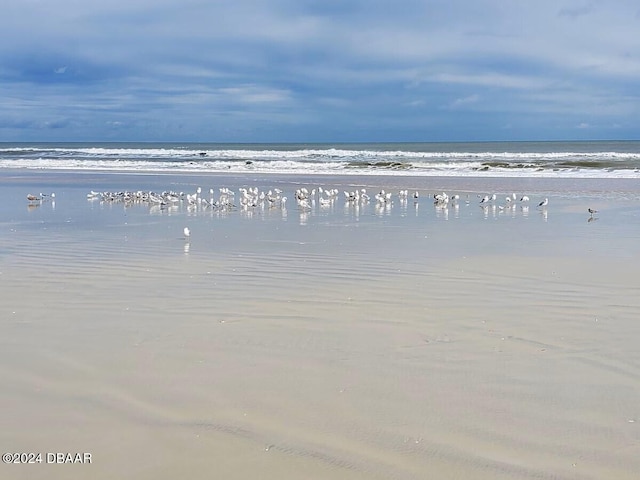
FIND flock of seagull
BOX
[82,185,557,209]
[24,185,599,242]
[83,186,547,210]
[27,185,600,225]
[81,184,561,218]
[15,183,603,221]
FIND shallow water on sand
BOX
[1,172,639,479]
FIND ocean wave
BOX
[3,145,640,160]
[1,157,639,179]
[2,144,640,178]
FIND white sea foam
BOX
[3,146,640,160]
[2,143,640,178]
[2,157,639,178]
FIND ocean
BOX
[2,140,640,178]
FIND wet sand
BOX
[1,171,639,479]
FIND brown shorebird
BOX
[26,194,41,202]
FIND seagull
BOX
[183,227,191,239]
[588,208,598,216]
[298,198,312,210]
[318,196,332,207]
[520,195,529,202]
[538,198,549,208]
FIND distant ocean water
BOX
[1,141,640,178]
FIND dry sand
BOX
[1,171,639,479]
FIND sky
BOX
[1,0,639,143]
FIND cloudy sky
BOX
[1,0,639,142]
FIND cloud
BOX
[217,85,292,104]
[1,1,640,141]
[449,94,480,109]
[558,2,595,19]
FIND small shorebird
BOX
[27,194,41,202]
[588,208,598,216]
[538,198,549,208]
[183,227,191,239]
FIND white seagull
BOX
[538,198,549,208]
[183,227,191,239]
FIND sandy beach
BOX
[1,170,639,479]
